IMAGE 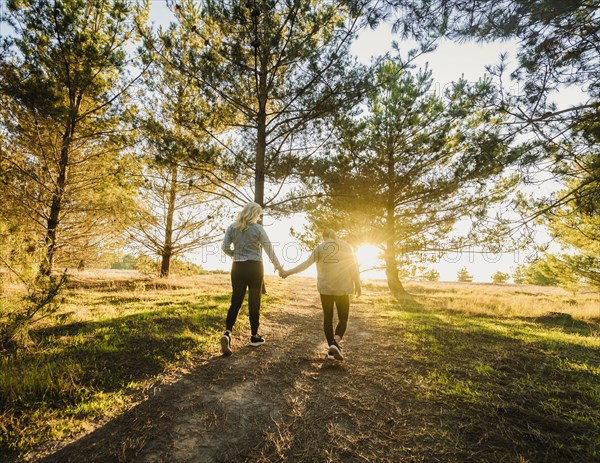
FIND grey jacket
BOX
[222,223,282,270]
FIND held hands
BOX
[278,268,289,279]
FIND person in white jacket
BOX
[281,229,361,360]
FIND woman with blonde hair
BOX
[220,202,283,355]
[281,228,361,360]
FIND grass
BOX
[0,270,282,461]
[1,272,599,462]
[362,279,600,462]
[397,280,600,320]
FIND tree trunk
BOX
[256,104,267,293]
[255,115,266,207]
[254,50,268,208]
[384,236,409,300]
[255,44,269,293]
[160,164,178,277]
[383,143,409,301]
[41,121,75,276]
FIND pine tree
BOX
[457,267,473,283]
[384,0,599,223]
[154,0,370,209]
[512,264,526,285]
[523,258,559,287]
[491,271,510,284]
[301,58,517,300]
[127,161,223,277]
[133,11,226,277]
[422,269,440,282]
[0,0,148,275]
[542,182,600,289]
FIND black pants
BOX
[226,260,264,336]
[320,294,350,346]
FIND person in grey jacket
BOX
[220,202,283,355]
[281,229,361,360]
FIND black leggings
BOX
[320,294,350,346]
[226,260,264,336]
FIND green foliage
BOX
[521,253,590,295]
[111,254,138,270]
[160,0,370,206]
[126,160,223,276]
[133,255,204,277]
[541,179,600,290]
[386,0,599,279]
[133,14,228,277]
[387,0,598,138]
[523,258,559,287]
[0,0,148,275]
[421,269,440,282]
[170,259,205,276]
[0,220,41,283]
[301,57,518,297]
[545,255,586,295]
[491,271,510,284]
[9,274,67,348]
[512,264,526,285]
[0,271,68,351]
[0,219,68,351]
[457,267,473,283]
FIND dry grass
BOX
[363,279,600,321]
[1,271,599,462]
[1,270,280,461]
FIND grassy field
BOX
[1,271,599,462]
[373,280,599,458]
[0,270,283,461]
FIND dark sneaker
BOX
[249,334,265,347]
[326,352,335,360]
[328,340,344,360]
[221,332,232,355]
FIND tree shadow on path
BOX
[33,301,325,463]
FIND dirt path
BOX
[34,278,448,463]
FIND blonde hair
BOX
[233,202,263,231]
[322,228,337,240]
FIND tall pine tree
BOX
[384,0,599,224]
[150,0,371,209]
[134,8,226,277]
[0,0,149,274]
[301,59,518,300]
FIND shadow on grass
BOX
[525,311,600,336]
[29,308,326,463]
[366,302,600,462]
[28,302,226,393]
[0,295,236,461]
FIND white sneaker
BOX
[328,341,344,361]
[221,332,232,355]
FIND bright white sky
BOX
[151,4,569,282]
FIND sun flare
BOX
[355,244,381,271]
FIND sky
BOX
[149,3,568,282]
